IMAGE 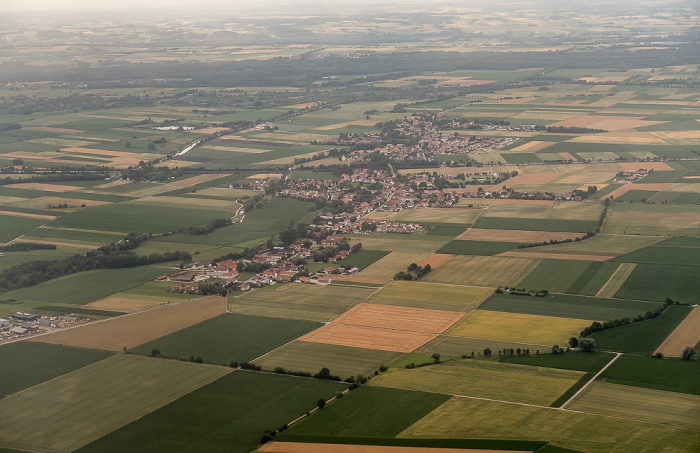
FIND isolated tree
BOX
[568,337,579,348]
[579,337,597,352]
[483,348,492,357]
[150,348,161,357]
[682,346,696,360]
[316,398,326,409]
[431,352,441,363]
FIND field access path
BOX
[559,352,622,409]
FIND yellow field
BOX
[456,228,580,243]
[654,306,700,357]
[545,201,604,221]
[447,310,592,346]
[399,397,700,453]
[299,324,437,353]
[334,303,465,334]
[547,115,666,131]
[368,359,585,406]
[551,172,618,186]
[367,280,492,312]
[354,251,434,282]
[596,263,637,298]
[128,196,236,210]
[604,210,700,236]
[569,382,700,430]
[531,234,663,256]
[417,253,452,269]
[482,199,553,219]
[423,255,540,287]
[508,141,556,152]
[87,294,190,312]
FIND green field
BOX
[366,280,492,312]
[368,359,585,406]
[77,371,346,453]
[614,264,700,303]
[598,355,700,396]
[473,217,598,233]
[336,249,391,270]
[0,342,112,396]
[500,351,615,373]
[479,292,655,321]
[252,341,402,380]
[0,354,229,452]
[287,386,450,438]
[399,397,700,453]
[436,240,521,255]
[569,382,700,431]
[229,283,372,322]
[590,305,693,354]
[417,335,551,358]
[614,245,700,266]
[131,313,322,365]
[0,215,49,243]
[423,255,540,288]
[517,260,605,293]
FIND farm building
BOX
[12,312,40,322]
[0,318,8,328]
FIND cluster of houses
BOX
[0,312,85,342]
[618,168,650,183]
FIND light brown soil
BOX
[30,296,226,351]
[299,324,437,353]
[87,295,189,313]
[0,210,55,220]
[11,183,82,192]
[654,306,700,357]
[457,229,580,243]
[606,183,670,200]
[333,303,465,334]
[418,253,452,269]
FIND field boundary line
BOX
[4,216,59,245]
[559,352,622,409]
[595,263,636,298]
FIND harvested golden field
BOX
[12,196,110,210]
[11,183,81,192]
[547,115,666,131]
[457,228,580,243]
[0,210,55,220]
[604,210,700,236]
[417,253,452,269]
[650,130,700,140]
[606,183,670,200]
[496,250,613,261]
[567,132,667,145]
[448,309,592,346]
[546,200,604,220]
[508,141,556,152]
[423,255,540,288]
[31,296,226,351]
[482,199,553,219]
[298,324,437,353]
[553,172,618,186]
[367,281,492,312]
[654,306,700,357]
[258,442,516,453]
[501,173,561,186]
[334,303,466,334]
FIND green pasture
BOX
[572,262,620,295]
[615,190,659,203]
[0,247,88,271]
[500,351,615,373]
[131,313,321,365]
[78,371,345,453]
[0,342,112,396]
[599,355,700,396]
[590,305,693,354]
[650,191,700,205]
[479,292,655,321]
[518,259,601,294]
[614,244,700,266]
[252,341,402,380]
[500,152,542,164]
[366,280,492,312]
[0,216,49,243]
[436,240,521,255]
[287,386,449,438]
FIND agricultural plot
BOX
[298,324,437,353]
[481,199,553,219]
[614,264,700,303]
[287,386,450,438]
[87,293,192,313]
[252,341,402,380]
[599,355,700,396]
[546,200,605,220]
[654,306,700,357]
[448,310,591,346]
[336,250,391,270]
[366,281,492,312]
[500,351,615,373]
[0,215,50,243]
[456,228,581,243]
[436,240,521,255]
[346,233,447,254]
[569,382,700,431]
[590,305,693,354]
[595,263,637,298]
[353,251,434,283]
[0,354,229,453]
[368,207,482,224]
[77,370,344,453]
[31,296,227,351]
[604,206,700,237]
[416,253,452,269]
[229,284,373,322]
[479,293,654,321]
[0,342,112,396]
[517,259,603,293]
[131,313,322,365]
[418,335,550,358]
[398,396,700,453]
[333,303,465,334]
[474,217,598,233]
[423,255,540,287]
[614,245,700,267]
[368,359,585,406]
[526,234,662,257]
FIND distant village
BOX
[0,312,87,342]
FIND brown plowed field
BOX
[258,442,523,453]
[654,306,700,357]
[457,228,580,242]
[298,324,436,353]
[30,296,226,351]
[418,253,452,269]
[333,303,465,334]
